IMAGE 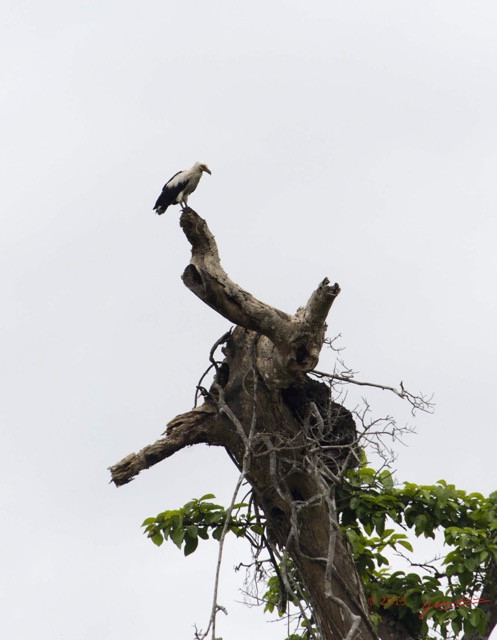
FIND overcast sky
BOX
[1,1,497,639]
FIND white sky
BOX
[1,1,496,638]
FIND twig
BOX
[195,337,260,640]
[311,369,434,415]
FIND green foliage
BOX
[262,563,319,639]
[262,572,318,640]
[263,561,305,615]
[142,494,263,556]
[337,464,497,639]
[143,471,497,639]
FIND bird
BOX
[153,162,211,215]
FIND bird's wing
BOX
[165,170,188,189]
[153,170,189,212]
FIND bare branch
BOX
[312,367,434,415]
[299,278,341,330]
[180,208,339,374]
[194,329,233,407]
[181,209,292,339]
[196,346,260,640]
[109,405,223,486]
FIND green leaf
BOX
[231,502,248,510]
[250,524,264,535]
[397,539,414,552]
[475,608,488,635]
[360,468,376,486]
[199,493,216,501]
[451,619,460,635]
[458,606,469,620]
[184,534,199,556]
[414,514,427,535]
[212,526,224,541]
[379,470,394,490]
[205,512,225,525]
[373,515,385,537]
[469,608,480,628]
[376,553,389,566]
[186,525,198,539]
[464,557,480,571]
[170,528,185,549]
[151,533,164,546]
[468,492,485,500]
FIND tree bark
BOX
[109,208,419,640]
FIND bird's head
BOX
[197,162,211,175]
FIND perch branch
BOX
[180,209,339,361]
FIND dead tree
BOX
[109,209,416,640]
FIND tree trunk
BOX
[110,208,418,640]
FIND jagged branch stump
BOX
[109,208,409,640]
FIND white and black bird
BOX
[153,162,211,215]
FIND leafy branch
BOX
[143,469,497,640]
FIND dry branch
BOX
[180,208,340,375]
[109,405,223,486]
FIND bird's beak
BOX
[204,167,212,175]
